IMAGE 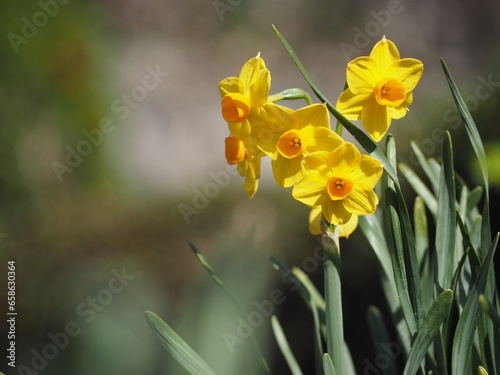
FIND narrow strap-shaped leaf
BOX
[414,196,429,268]
[399,162,437,217]
[189,243,270,374]
[271,316,304,375]
[323,353,337,375]
[145,311,217,375]
[479,295,500,331]
[367,305,399,375]
[403,290,454,375]
[435,131,456,291]
[440,58,491,254]
[451,233,499,375]
[410,141,440,194]
[271,256,324,374]
[324,250,344,375]
[271,25,399,184]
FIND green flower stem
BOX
[321,220,343,375]
[268,88,313,105]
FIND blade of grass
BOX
[145,311,217,375]
[271,316,304,375]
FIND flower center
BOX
[221,93,251,123]
[225,136,246,165]
[374,78,406,107]
[277,130,303,159]
[327,177,353,200]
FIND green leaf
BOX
[440,59,491,254]
[413,196,429,267]
[271,24,399,184]
[271,256,324,374]
[324,250,344,375]
[145,311,217,375]
[399,162,437,217]
[451,233,499,375]
[271,316,304,375]
[322,353,337,375]
[367,305,399,375]
[403,290,454,375]
[435,131,456,291]
[189,243,270,374]
[409,141,440,194]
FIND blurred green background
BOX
[1,0,500,374]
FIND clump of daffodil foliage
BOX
[146,27,499,375]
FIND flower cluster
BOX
[219,38,423,236]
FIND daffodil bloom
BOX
[252,103,343,187]
[219,54,271,138]
[293,142,383,225]
[225,136,263,198]
[336,36,423,142]
[309,206,358,238]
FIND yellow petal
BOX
[349,155,383,188]
[294,103,330,130]
[249,69,271,108]
[293,174,329,206]
[339,214,358,238]
[387,58,424,92]
[336,88,370,120]
[302,151,330,175]
[360,96,391,142]
[328,142,362,177]
[252,103,294,158]
[300,126,344,154]
[343,183,379,215]
[272,155,304,187]
[309,206,322,235]
[323,199,352,225]
[369,37,400,76]
[229,120,251,139]
[239,56,267,88]
[219,77,244,97]
[346,57,380,94]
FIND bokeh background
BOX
[1,0,500,374]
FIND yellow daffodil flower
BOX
[225,135,263,198]
[336,36,423,142]
[219,53,271,138]
[293,142,383,225]
[309,206,358,237]
[252,103,344,187]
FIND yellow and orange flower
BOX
[252,103,344,187]
[225,136,263,198]
[308,206,359,238]
[293,142,383,225]
[336,36,423,142]
[219,54,271,138]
